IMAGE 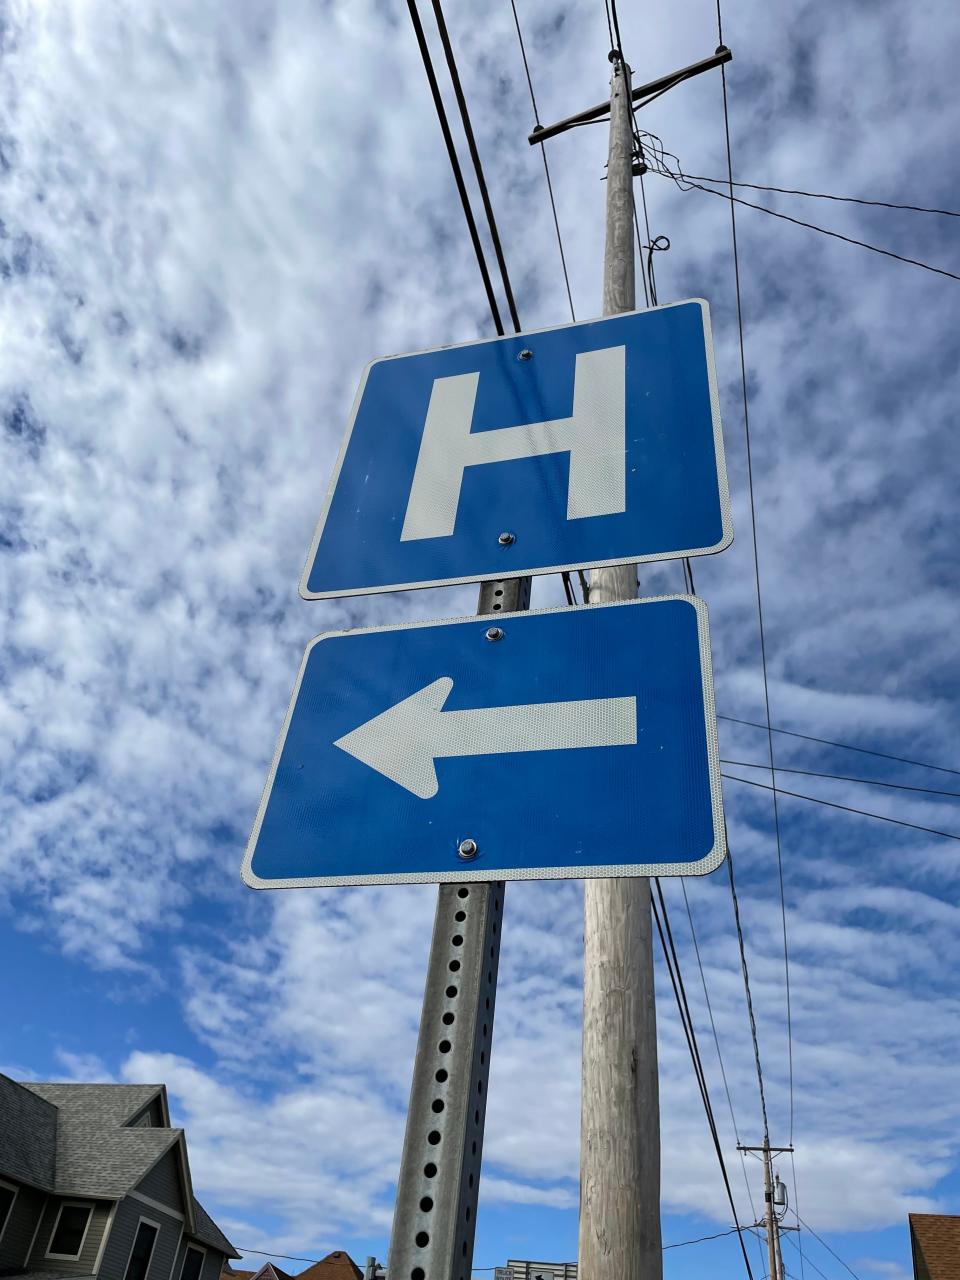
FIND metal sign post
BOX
[387,572,527,1280]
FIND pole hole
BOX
[439,1040,451,1053]
[445,985,458,998]
[427,1130,441,1145]
[452,935,464,946]
[482,1023,488,1037]
[441,1012,455,1025]
[480,1051,485,1065]
[472,1141,477,1155]
[435,1068,448,1082]
[474,1109,480,1123]
[454,910,466,922]
[494,588,503,596]
[412,1270,425,1280]
[449,959,461,972]
[485,997,490,1010]
[465,1206,471,1222]
[431,1099,445,1113]
[469,1173,474,1188]
[415,1231,430,1248]
[457,888,469,898]
[424,1163,437,1178]
[419,1197,434,1212]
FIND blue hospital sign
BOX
[300,300,731,597]
[242,597,726,888]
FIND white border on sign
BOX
[240,595,727,889]
[298,299,733,599]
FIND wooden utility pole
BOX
[579,53,663,1280]
[740,1141,793,1280]
[763,1141,780,1280]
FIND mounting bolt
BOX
[498,531,515,546]
[457,839,478,860]
[485,626,504,642]
[517,348,533,361]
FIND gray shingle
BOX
[191,1198,239,1258]
[25,1083,162,1129]
[1,1078,236,1261]
[0,1073,57,1190]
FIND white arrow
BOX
[333,676,637,799]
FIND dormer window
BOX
[46,1202,93,1258]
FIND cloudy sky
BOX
[2,0,959,1277]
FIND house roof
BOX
[0,1074,57,1190]
[297,1253,363,1280]
[0,1075,239,1260]
[192,1195,240,1257]
[223,1255,362,1280]
[22,1082,182,1199]
[909,1214,960,1280]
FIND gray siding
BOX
[135,1151,185,1216]
[29,1197,113,1273]
[128,1100,165,1129]
[171,1236,223,1280]
[0,1182,46,1269]
[199,1246,224,1280]
[98,1194,182,1280]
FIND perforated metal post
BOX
[388,575,528,1280]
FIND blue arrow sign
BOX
[242,597,726,888]
[301,300,731,598]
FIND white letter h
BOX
[400,345,626,541]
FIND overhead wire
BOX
[791,1212,863,1280]
[723,772,960,841]
[713,5,796,1158]
[659,171,960,218]
[720,759,960,799]
[681,881,766,1266]
[509,0,577,320]
[720,714,960,778]
[652,882,757,1278]
[431,0,521,331]
[650,165,960,285]
[406,0,505,333]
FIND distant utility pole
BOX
[579,52,662,1280]
[739,1141,794,1280]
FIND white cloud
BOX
[2,0,959,1270]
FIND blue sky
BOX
[2,1,959,1278]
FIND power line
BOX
[725,838,771,1141]
[406,0,505,333]
[660,170,960,218]
[719,714,960,779]
[682,881,766,1272]
[652,882,756,1279]
[792,1212,863,1280]
[431,0,521,332]
[722,772,960,841]
[715,37,795,1148]
[657,169,960,285]
[720,758,960,799]
[509,0,576,320]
